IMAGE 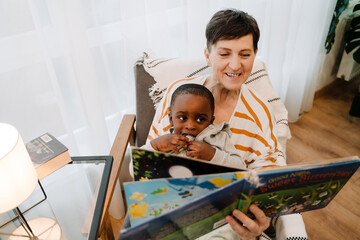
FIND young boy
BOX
[142,83,245,169]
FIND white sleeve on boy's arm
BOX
[210,148,246,169]
[140,142,156,151]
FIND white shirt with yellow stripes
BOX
[146,75,286,169]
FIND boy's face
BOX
[169,94,214,138]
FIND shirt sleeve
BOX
[140,142,156,151]
[146,86,172,144]
[229,85,286,169]
[210,148,247,169]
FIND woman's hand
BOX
[226,205,270,240]
[150,134,190,152]
[186,141,216,160]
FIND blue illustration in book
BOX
[124,172,246,226]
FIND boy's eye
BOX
[196,117,206,123]
[178,116,187,121]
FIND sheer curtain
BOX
[0,0,336,156]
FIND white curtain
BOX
[0,0,336,156]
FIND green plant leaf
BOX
[345,31,360,43]
[350,16,360,29]
[344,3,360,63]
[325,0,350,53]
[345,40,360,53]
[336,0,350,14]
[354,3,360,12]
[353,48,360,63]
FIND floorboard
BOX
[287,76,360,240]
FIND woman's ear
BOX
[204,48,211,67]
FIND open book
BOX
[119,148,360,240]
[131,148,244,181]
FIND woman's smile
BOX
[225,72,241,77]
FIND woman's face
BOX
[204,34,257,91]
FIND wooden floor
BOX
[286,76,360,240]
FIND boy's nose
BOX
[186,121,196,129]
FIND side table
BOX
[0,156,112,240]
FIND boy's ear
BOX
[211,115,215,124]
[168,112,174,126]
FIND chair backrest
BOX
[134,53,291,151]
[134,59,156,146]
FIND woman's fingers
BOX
[225,214,246,232]
[250,204,269,228]
[225,213,253,240]
[233,209,261,234]
[226,206,270,240]
[238,205,269,233]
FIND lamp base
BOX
[9,218,65,240]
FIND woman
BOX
[146,9,306,240]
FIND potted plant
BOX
[345,3,360,118]
[344,3,360,63]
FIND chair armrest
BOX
[98,114,136,239]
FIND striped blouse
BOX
[146,75,286,169]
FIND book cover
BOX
[131,148,245,181]
[237,158,360,218]
[26,133,72,180]
[124,171,246,227]
[119,153,360,240]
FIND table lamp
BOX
[0,123,63,240]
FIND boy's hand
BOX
[186,141,216,161]
[150,134,190,152]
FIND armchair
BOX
[98,52,295,239]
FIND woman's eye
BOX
[219,53,229,57]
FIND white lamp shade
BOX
[0,123,38,213]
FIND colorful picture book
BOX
[119,149,360,240]
[131,148,245,181]
[124,171,246,227]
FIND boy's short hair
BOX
[205,8,260,51]
[171,84,215,114]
